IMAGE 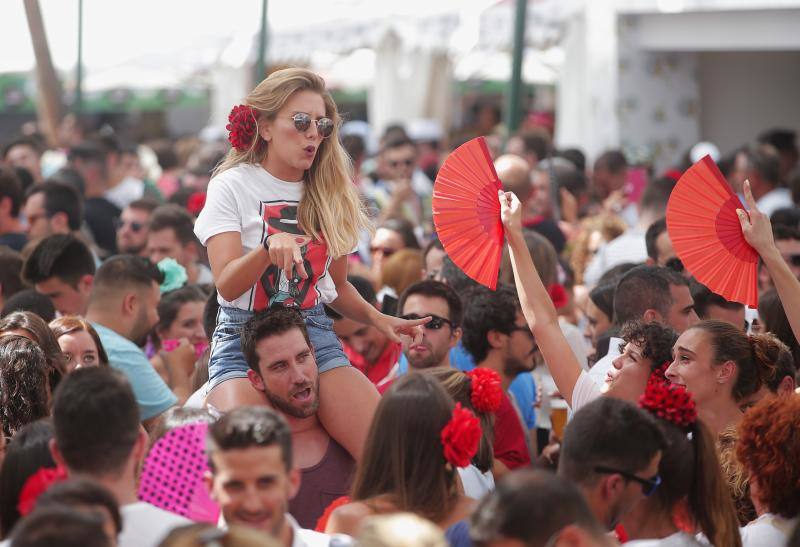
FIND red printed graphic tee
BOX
[195,164,336,311]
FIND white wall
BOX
[698,51,800,155]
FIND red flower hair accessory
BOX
[226,104,258,152]
[17,465,68,516]
[649,361,670,383]
[440,403,482,468]
[639,377,698,429]
[186,191,206,216]
[466,368,503,413]
[547,283,569,309]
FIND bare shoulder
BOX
[326,501,375,535]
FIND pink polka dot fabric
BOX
[138,423,220,523]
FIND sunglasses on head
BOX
[594,466,662,497]
[389,158,415,169]
[290,112,334,138]
[400,313,456,331]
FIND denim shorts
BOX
[208,304,350,389]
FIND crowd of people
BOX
[0,66,798,547]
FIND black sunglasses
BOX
[370,246,396,258]
[784,254,800,267]
[400,313,456,331]
[507,324,535,340]
[113,218,144,232]
[290,112,334,138]
[390,158,415,169]
[594,466,662,497]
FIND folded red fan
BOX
[432,136,504,290]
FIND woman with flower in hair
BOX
[736,395,800,546]
[194,68,427,460]
[429,367,503,499]
[496,191,677,413]
[325,374,480,545]
[622,378,742,546]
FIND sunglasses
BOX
[400,313,456,331]
[114,218,144,232]
[783,253,800,267]
[290,112,334,138]
[508,324,535,340]
[370,246,396,258]
[594,466,662,497]
[389,158,415,169]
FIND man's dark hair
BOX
[645,218,667,262]
[471,470,606,547]
[22,234,95,287]
[594,150,627,173]
[241,307,310,373]
[558,397,665,487]
[690,280,743,321]
[758,128,797,154]
[207,406,292,471]
[382,135,416,152]
[640,177,677,216]
[613,265,686,325]
[588,283,615,321]
[25,182,83,232]
[52,367,140,475]
[555,148,586,172]
[0,289,55,323]
[48,167,86,197]
[1,136,43,159]
[378,218,420,250]
[325,275,375,320]
[91,255,163,299]
[35,479,122,536]
[747,147,781,186]
[518,132,549,163]
[67,141,107,165]
[772,224,800,242]
[0,167,23,218]
[398,280,463,327]
[148,204,199,245]
[127,197,160,215]
[440,255,482,297]
[9,506,110,547]
[342,134,365,163]
[462,284,520,364]
[0,248,25,303]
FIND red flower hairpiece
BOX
[440,403,482,468]
[649,361,670,383]
[186,191,206,216]
[226,104,258,152]
[466,368,503,413]
[547,283,569,309]
[17,465,68,516]
[639,377,698,429]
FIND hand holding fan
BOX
[666,155,758,307]
[432,137,504,289]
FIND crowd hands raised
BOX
[0,68,798,547]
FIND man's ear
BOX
[778,374,796,396]
[132,426,148,465]
[49,438,67,470]
[552,524,595,547]
[79,274,94,295]
[122,291,138,316]
[645,257,656,266]
[247,369,266,393]
[287,467,301,500]
[203,469,216,499]
[642,309,661,323]
[50,211,69,233]
[449,327,463,349]
[487,329,506,350]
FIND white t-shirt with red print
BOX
[195,163,337,311]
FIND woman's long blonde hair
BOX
[213,67,371,258]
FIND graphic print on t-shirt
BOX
[253,200,330,311]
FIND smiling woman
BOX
[665,320,782,435]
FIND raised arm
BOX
[737,179,800,342]
[499,191,584,406]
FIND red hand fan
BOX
[432,137,504,289]
[666,155,758,307]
